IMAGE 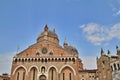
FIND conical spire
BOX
[63,38,68,47]
[101,48,104,56]
[107,49,111,58]
[116,45,119,51]
[44,24,48,31]
[107,50,110,54]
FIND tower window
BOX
[102,61,105,68]
[102,61,105,65]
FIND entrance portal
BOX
[39,75,46,80]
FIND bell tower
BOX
[97,48,112,80]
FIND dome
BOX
[37,25,59,44]
[64,45,78,53]
[63,39,78,53]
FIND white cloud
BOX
[80,23,120,45]
[81,56,97,69]
[110,0,120,16]
[116,10,120,16]
[110,23,120,38]
[0,52,15,75]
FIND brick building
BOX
[97,46,120,80]
[0,73,10,80]
[10,25,97,80]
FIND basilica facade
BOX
[11,25,94,80]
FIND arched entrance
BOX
[39,75,46,80]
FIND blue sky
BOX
[0,0,120,74]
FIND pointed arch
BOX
[28,65,39,73]
[40,65,47,73]
[59,64,76,75]
[13,65,27,75]
[47,65,58,73]
[13,65,27,80]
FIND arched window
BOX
[17,72,19,80]
[23,72,25,80]
[102,61,105,68]
[51,69,53,80]
[33,68,36,80]
[63,73,65,80]
[41,67,45,73]
[69,73,71,80]
[72,58,75,64]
